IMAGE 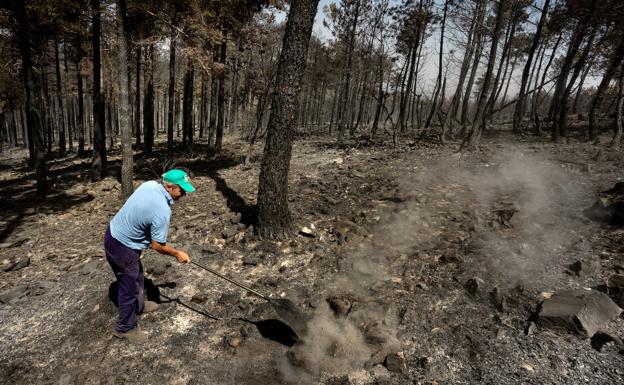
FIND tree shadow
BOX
[175,155,259,228]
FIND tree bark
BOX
[167,24,177,153]
[54,34,66,157]
[589,37,624,141]
[144,45,155,154]
[610,66,624,149]
[461,0,507,150]
[91,0,106,181]
[337,0,361,143]
[257,0,320,239]
[513,0,549,133]
[425,0,448,129]
[215,33,227,152]
[135,45,141,147]
[115,0,133,197]
[16,0,46,194]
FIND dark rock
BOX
[584,200,624,226]
[490,287,508,312]
[242,256,260,266]
[567,261,583,276]
[0,285,30,304]
[3,256,30,272]
[191,293,208,304]
[327,295,352,317]
[537,289,622,337]
[325,375,351,385]
[608,274,624,289]
[607,274,624,307]
[384,351,407,374]
[465,277,485,295]
[590,331,624,352]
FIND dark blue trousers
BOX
[104,227,145,333]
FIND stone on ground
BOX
[537,289,622,337]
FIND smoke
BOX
[390,149,587,287]
[278,303,396,384]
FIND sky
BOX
[271,1,601,99]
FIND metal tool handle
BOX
[191,260,270,301]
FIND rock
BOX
[82,259,101,275]
[584,200,624,226]
[23,207,36,216]
[298,226,316,238]
[608,274,624,289]
[566,261,583,276]
[607,274,624,308]
[327,296,352,317]
[537,289,622,337]
[384,351,407,374]
[590,331,624,352]
[3,256,30,272]
[226,336,241,347]
[242,255,260,266]
[191,293,208,304]
[465,277,485,295]
[325,375,351,385]
[0,285,30,304]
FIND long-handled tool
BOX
[191,260,308,337]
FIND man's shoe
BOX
[112,328,148,343]
[142,301,160,313]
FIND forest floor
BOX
[1,129,624,385]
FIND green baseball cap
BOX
[162,169,196,193]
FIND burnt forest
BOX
[1,0,624,384]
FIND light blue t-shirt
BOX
[110,181,173,250]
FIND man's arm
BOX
[150,240,190,263]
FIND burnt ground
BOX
[1,131,624,385]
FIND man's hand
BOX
[150,240,191,264]
[175,250,191,264]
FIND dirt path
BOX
[1,135,623,385]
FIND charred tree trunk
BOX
[513,0,549,133]
[16,0,46,194]
[135,45,141,147]
[115,0,133,197]
[257,0,320,239]
[461,0,507,150]
[54,34,66,157]
[167,25,177,153]
[91,0,106,181]
[337,0,361,143]
[610,66,624,149]
[425,0,448,129]
[215,33,227,152]
[182,63,194,149]
[144,45,154,154]
[589,37,624,141]
[551,7,594,142]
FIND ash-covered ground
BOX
[1,133,624,385]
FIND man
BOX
[105,169,195,342]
